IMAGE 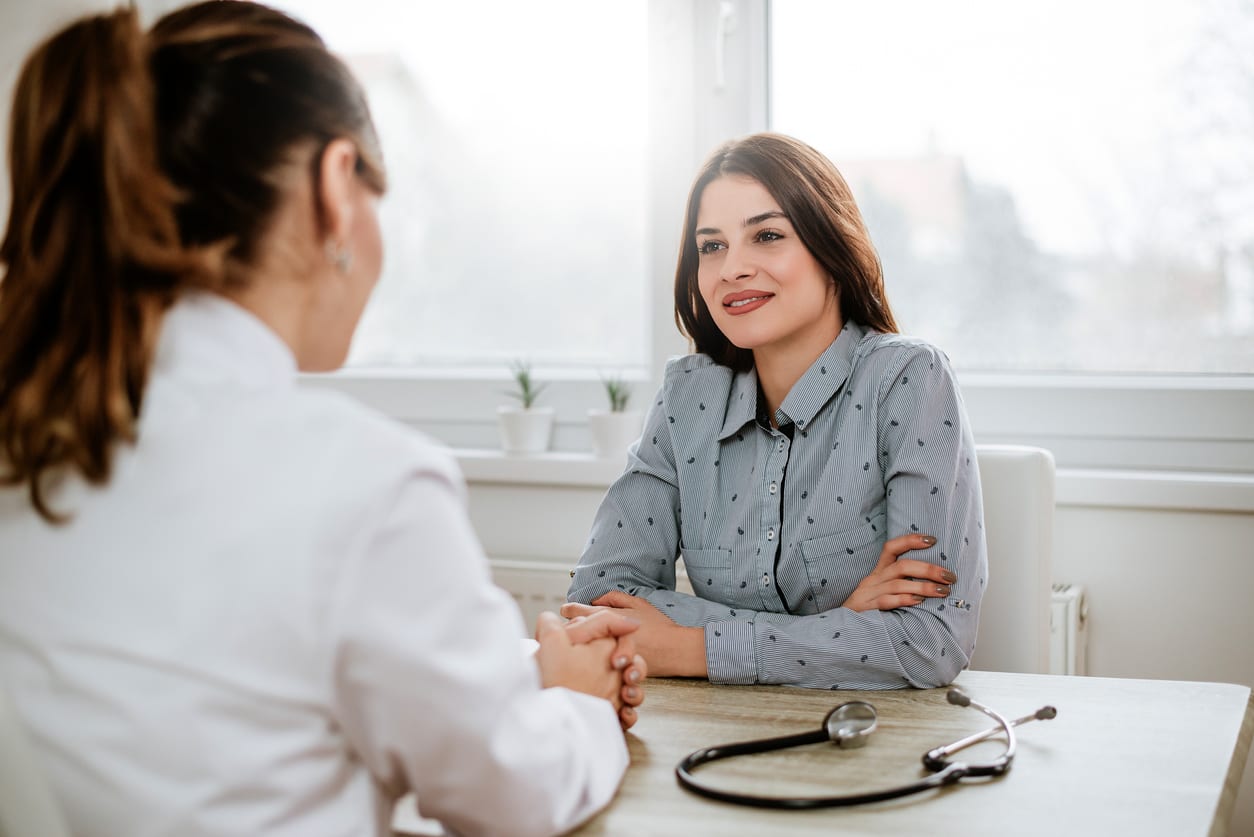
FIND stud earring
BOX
[325,239,353,274]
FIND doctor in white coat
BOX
[0,3,644,836]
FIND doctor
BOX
[0,3,643,836]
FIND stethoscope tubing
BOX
[676,757,968,809]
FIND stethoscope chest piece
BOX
[824,700,877,748]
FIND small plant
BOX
[602,375,631,412]
[507,359,546,409]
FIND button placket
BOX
[756,428,788,611]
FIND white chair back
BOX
[969,444,1055,673]
[0,686,72,837]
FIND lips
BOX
[722,290,774,315]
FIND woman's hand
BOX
[841,533,957,612]
[561,592,707,679]
[559,610,649,729]
[535,611,640,728]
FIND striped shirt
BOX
[567,321,987,689]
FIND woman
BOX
[566,133,986,690]
[0,4,643,836]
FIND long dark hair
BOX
[674,132,897,371]
[0,1,386,522]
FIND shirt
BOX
[568,321,987,689]
[0,293,627,837]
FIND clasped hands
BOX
[535,609,648,730]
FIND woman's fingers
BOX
[882,533,936,558]
[559,602,604,620]
[882,557,957,585]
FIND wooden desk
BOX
[572,670,1253,836]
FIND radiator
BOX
[491,560,1091,676]
[1049,583,1089,675]
[491,558,694,634]
[491,559,573,634]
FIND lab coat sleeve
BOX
[327,460,627,837]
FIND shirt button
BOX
[762,574,770,585]
[769,482,778,495]
[767,529,775,540]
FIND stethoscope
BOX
[676,688,1057,809]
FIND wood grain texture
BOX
[570,670,1253,836]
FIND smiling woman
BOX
[565,133,986,691]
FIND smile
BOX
[722,292,774,315]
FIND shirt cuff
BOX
[704,620,757,685]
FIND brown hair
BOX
[673,132,897,371]
[0,1,386,522]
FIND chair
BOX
[968,444,1056,674]
[0,686,72,837]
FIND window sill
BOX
[452,449,1254,513]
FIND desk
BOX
[571,670,1253,836]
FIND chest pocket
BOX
[798,515,885,612]
[679,547,733,603]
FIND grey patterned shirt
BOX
[567,321,987,689]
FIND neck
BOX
[221,269,319,369]
[754,318,844,420]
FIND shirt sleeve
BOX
[567,385,684,602]
[328,458,628,837]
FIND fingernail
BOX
[627,668,642,683]
[942,570,957,583]
[613,656,629,669]
[625,687,640,700]
[935,585,950,595]
[913,596,925,604]
[921,535,937,545]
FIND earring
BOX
[325,239,353,274]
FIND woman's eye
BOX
[757,230,783,243]
[697,240,725,255]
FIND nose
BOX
[719,243,754,283]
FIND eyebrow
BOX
[695,210,790,237]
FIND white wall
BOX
[460,454,1254,834]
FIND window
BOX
[771,0,1254,375]
[270,0,650,372]
[293,0,1250,470]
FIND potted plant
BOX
[497,360,555,455]
[588,375,643,459]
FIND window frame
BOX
[307,0,1254,474]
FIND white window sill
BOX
[451,448,1254,513]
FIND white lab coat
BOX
[0,293,627,837]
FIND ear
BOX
[315,138,359,242]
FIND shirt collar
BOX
[151,291,298,391]
[716,321,867,439]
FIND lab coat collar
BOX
[151,291,298,391]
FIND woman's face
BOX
[694,175,842,363]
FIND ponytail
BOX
[0,8,209,522]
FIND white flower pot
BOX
[588,409,643,459]
[497,406,555,455]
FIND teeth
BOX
[728,296,768,308]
